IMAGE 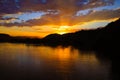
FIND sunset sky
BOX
[0,0,120,38]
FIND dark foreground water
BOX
[0,43,112,80]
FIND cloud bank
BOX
[0,0,119,28]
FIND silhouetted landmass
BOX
[42,18,120,51]
[0,33,11,42]
[0,18,120,80]
[0,18,120,51]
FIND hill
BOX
[0,18,120,51]
[42,18,120,51]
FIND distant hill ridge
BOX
[43,18,120,48]
[0,18,120,51]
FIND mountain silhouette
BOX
[0,18,120,51]
[1,18,120,80]
[42,18,120,50]
[0,33,11,42]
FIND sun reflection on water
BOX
[0,43,111,80]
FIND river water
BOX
[0,43,112,80]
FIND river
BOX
[0,43,112,80]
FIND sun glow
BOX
[56,26,70,35]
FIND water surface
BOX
[0,43,111,80]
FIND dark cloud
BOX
[87,8,120,20]
[22,0,115,15]
[0,0,118,27]
[0,17,19,20]
[1,8,120,27]
[69,8,120,25]
[0,0,115,14]
[0,22,30,27]
[0,0,19,14]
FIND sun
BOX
[57,31,67,35]
[56,26,69,35]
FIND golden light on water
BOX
[30,46,99,65]
[0,43,111,80]
[0,43,99,65]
